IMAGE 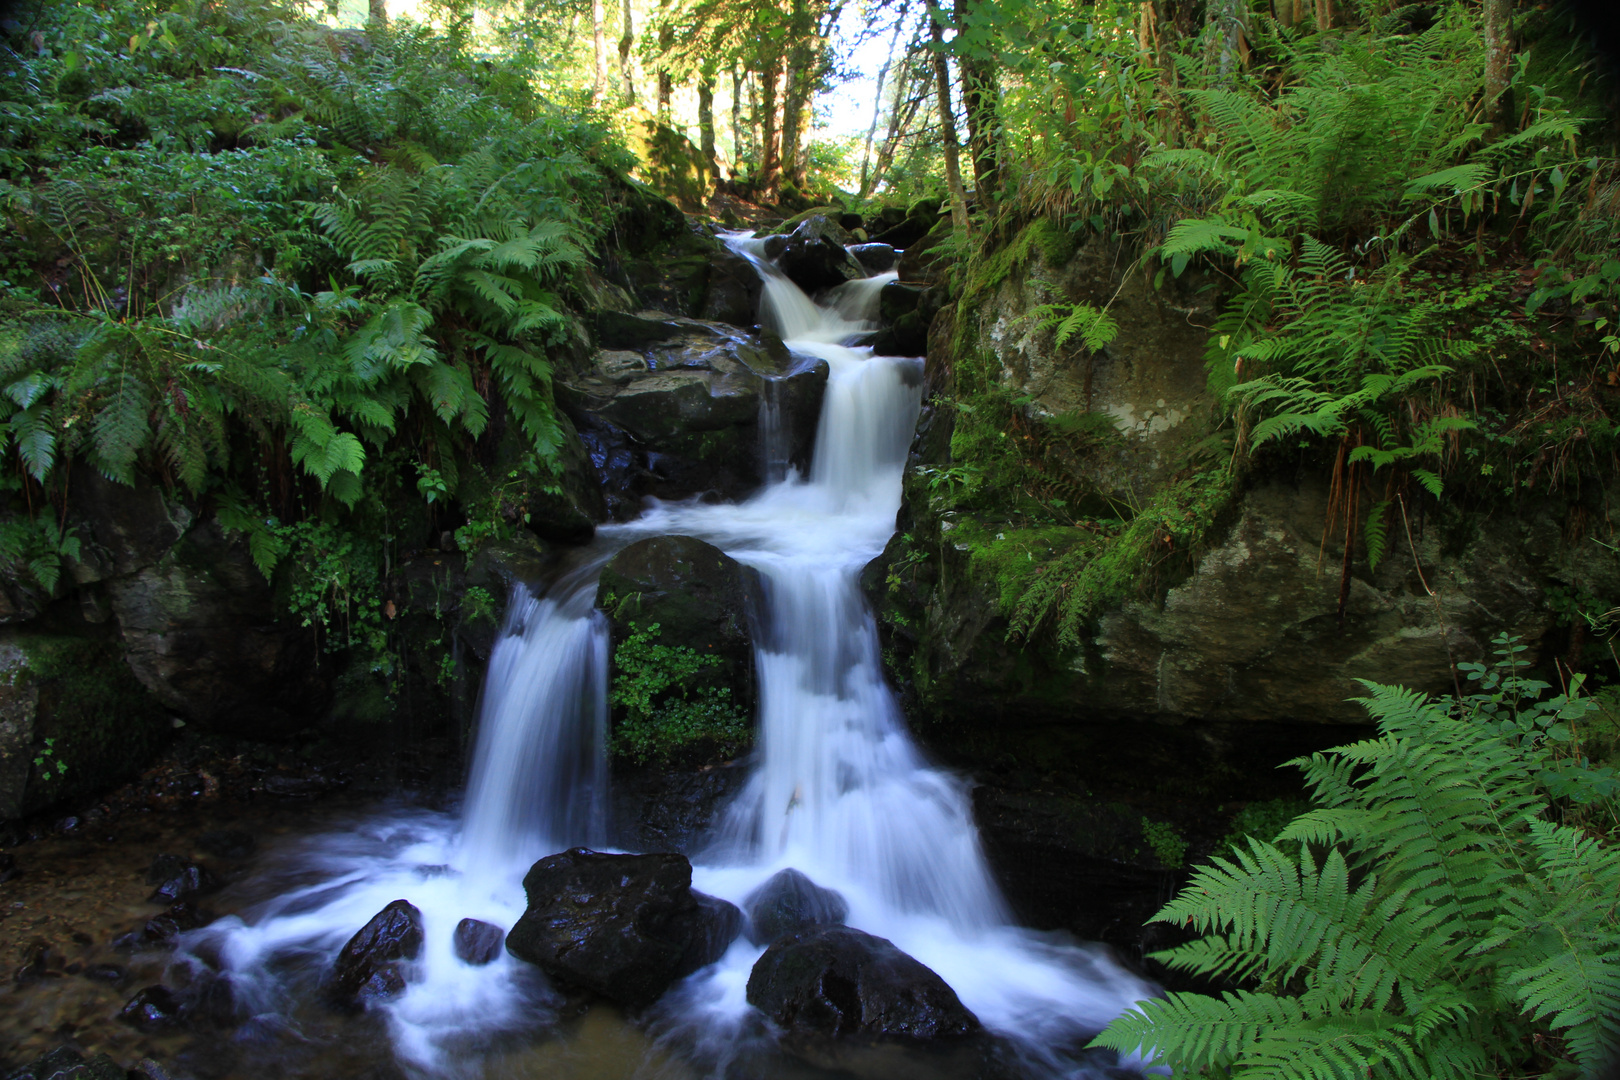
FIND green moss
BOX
[1141,816,1189,869]
[9,634,169,815]
[763,204,845,235]
[609,622,750,765]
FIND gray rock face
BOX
[560,316,827,514]
[505,848,741,1008]
[745,925,980,1041]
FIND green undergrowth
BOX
[609,622,750,766]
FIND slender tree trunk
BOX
[953,0,1001,203]
[759,59,782,197]
[368,0,387,26]
[780,0,813,188]
[1483,0,1512,129]
[929,14,970,236]
[698,69,718,174]
[1315,0,1331,31]
[731,65,745,173]
[860,7,908,197]
[656,13,674,120]
[591,0,608,102]
[618,0,636,105]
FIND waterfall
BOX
[193,230,1150,1078]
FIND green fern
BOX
[1095,671,1620,1077]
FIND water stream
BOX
[192,236,1153,1077]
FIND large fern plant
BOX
[1095,646,1620,1077]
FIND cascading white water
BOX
[192,232,1152,1078]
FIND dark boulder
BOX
[746,925,979,1042]
[742,868,849,946]
[679,891,746,974]
[1,1046,129,1080]
[453,918,505,966]
[147,856,221,903]
[609,759,751,855]
[775,216,863,293]
[849,244,897,275]
[895,216,954,285]
[596,310,682,349]
[0,852,16,883]
[329,899,423,1007]
[698,247,765,326]
[505,848,739,1008]
[119,985,186,1032]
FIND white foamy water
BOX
[191,233,1152,1078]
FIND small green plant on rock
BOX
[609,622,749,766]
[1140,817,1188,869]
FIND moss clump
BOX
[8,634,169,815]
[609,622,750,766]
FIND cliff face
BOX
[868,229,1617,763]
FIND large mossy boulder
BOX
[745,925,980,1042]
[0,632,169,821]
[559,317,827,513]
[596,535,761,765]
[505,848,742,1007]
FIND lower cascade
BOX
[194,235,1153,1076]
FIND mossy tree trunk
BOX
[930,12,971,237]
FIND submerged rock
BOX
[505,848,741,1008]
[329,899,423,1007]
[146,856,221,903]
[452,918,505,966]
[119,985,186,1032]
[742,868,849,945]
[1,1045,129,1080]
[746,925,980,1041]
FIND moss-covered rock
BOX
[597,535,761,766]
[0,631,169,821]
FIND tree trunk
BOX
[732,65,745,172]
[953,0,1001,203]
[759,60,782,197]
[698,70,718,175]
[591,0,608,102]
[656,18,674,119]
[618,0,636,105]
[780,0,814,188]
[930,14,970,236]
[1315,0,1331,32]
[1483,0,1512,129]
[368,0,387,26]
[860,8,908,197]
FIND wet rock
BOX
[82,962,131,987]
[130,1061,175,1080]
[197,828,257,860]
[849,243,897,274]
[505,848,721,1008]
[679,890,745,974]
[596,310,682,349]
[453,918,505,965]
[597,537,762,765]
[608,760,751,854]
[1,1046,128,1080]
[870,200,941,249]
[775,216,863,293]
[140,899,209,945]
[119,984,186,1032]
[698,247,765,326]
[330,899,423,1007]
[746,925,980,1042]
[895,218,954,284]
[146,856,221,903]
[559,317,827,511]
[13,939,60,983]
[743,868,849,946]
